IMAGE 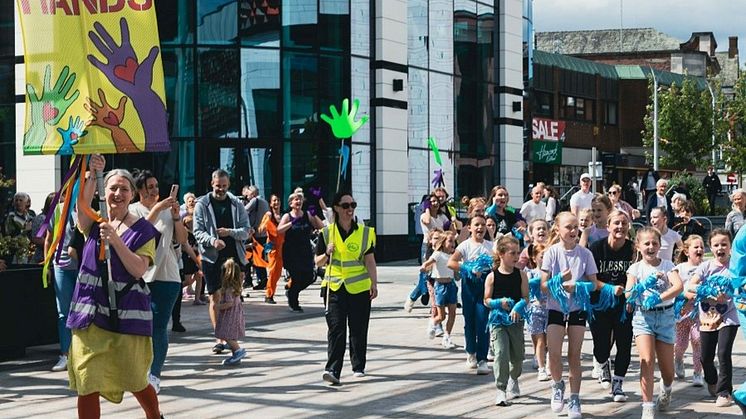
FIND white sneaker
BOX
[641,403,656,419]
[716,395,734,407]
[674,358,685,379]
[466,353,478,369]
[592,359,601,379]
[537,368,550,382]
[404,298,415,313]
[352,371,366,378]
[434,323,444,337]
[441,335,456,349]
[551,380,566,413]
[426,323,436,340]
[51,355,68,372]
[507,378,521,399]
[567,395,582,419]
[495,389,509,406]
[612,377,628,402]
[656,382,672,411]
[692,373,704,387]
[476,360,490,375]
[599,361,611,389]
[147,373,161,394]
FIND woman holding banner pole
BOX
[316,191,377,385]
[66,154,163,418]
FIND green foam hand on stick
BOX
[320,98,368,139]
[428,136,442,166]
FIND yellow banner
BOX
[17,0,169,155]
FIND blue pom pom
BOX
[592,283,619,312]
[529,277,543,302]
[642,293,662,310]
[547,273,570,314]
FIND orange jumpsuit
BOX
[259,212,284,298]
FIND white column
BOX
[374,0,408,235]
[497,0,524,197]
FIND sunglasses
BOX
[609,191,619,195]
[339,202,358,210]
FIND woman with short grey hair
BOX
[725,188,746,237]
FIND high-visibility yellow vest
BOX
[321,223,376,294]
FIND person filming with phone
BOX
[129,171,188,393]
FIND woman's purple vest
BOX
[66,217,159,336]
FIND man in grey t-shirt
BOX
[243,185,269,289]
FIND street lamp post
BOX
[706,82,717,166]
[651,68,659,171]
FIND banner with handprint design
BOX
[16,1,169,155]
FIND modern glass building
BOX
[5,0,524,260]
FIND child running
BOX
[541,212,622,419]
[525,242,549,381]
[626,227,683,419]
[421,231,458,349]
[686,229,739,408]
[448,214,494,375]
[672,234,705,387]
[484,236,529,406]
[518,219,549,270]
[214,258,247,366]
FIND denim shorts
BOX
[632,305,675,344]
[434,281,458,306]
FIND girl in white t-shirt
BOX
[672,234,705,387]
[421,231,458,349]
[448,214,494,375]
[626,227,683,418]
[541,212,621,419]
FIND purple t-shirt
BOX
[694,259,739,330]
[541,243,598,312]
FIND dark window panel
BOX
[0,0,13,57]
[156,0,195,45]
[0,60,13,104]
[282,0,317,48]
[283,52,317,139]
[162,48,195,137]
[319,0,350,52]
[198,48,240,138]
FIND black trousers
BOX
[324,286,371,376]
[171,277,185,325]
[707,193,718,214]
[590,305,633,377]
[286,267,315,309]
[701,325,738,395]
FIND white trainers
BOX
[441,335,456,349]
[507,378,521,399]
[426,323,436,340]
[352,371,366,378]
[612,377,628,402]
[592,359,601,379]
[692,373,704,387]
[656,382,672,411]
[434,323,444,337]
[466,353,478,369]
[495,389,509,406]
[476,360,490,375]
[567,395,582,419]
[404,298,415,313]
[537,367,550,381]
[147,373,161,394]
[674,358,685,379]
[641,403,656,419]
[599,361,611,389]
[51,355,68,372]
[551,380,566,413]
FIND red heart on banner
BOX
[102,111,120,126]
[42,102,59,122]
[71,132,78,141]
[113,57,138,84]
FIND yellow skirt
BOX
[68,324,153,403]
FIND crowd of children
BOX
[408,186,746,419]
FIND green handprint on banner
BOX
[24,65,80,152]
[320,98,369,139]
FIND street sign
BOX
[588,162,603,180]
[727,173,737,184]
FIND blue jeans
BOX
[408,271,430,301]
[149,281,181,377]
[53,267,77,354]
[462,279,490,361]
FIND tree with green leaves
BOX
[723,72,746,175]
[642,76,728,170]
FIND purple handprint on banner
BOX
[56,116,88,155]
[87,17,168,152]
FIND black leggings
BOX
[700,325,738,395]
[589,305,633,377]
[286,268,316,309]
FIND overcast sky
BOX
[533,0,746,68]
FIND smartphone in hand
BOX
[170,184,179,200]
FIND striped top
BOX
[66,217,158,336]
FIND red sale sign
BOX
[532,117,566,142]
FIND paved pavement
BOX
[2,263,746,418]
